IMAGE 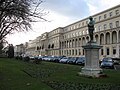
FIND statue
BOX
[88,16,95,42]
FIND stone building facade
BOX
[14,44,26,56]
[25,40,36,56]
[60,5,120,59]
[26,5,120,59]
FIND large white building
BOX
[25,5,120,59]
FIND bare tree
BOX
[0,0,47,42]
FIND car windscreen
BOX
[102,58,112,62]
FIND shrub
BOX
[33,58,42,64]
[23,56,30,62]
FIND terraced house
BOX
[26,5,120,59]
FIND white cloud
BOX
[7,11,76,45]
[32,10,75,34]
[100,0,120,7]
[86,3,97,15]
[42,0,89,18]
[85,0,120,15]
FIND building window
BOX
[99,16,101,21]
[86,29,89,34]
[109,23,113,29]
[94,27,97,32]
[71,33,73,37]
[73,33,75,37]
[107,48,109,55]
[69,50,71,55]
[72,26,74,30]
[113,47,116,55]
[109,12,112,17]
[75,25,78,29]
[101,49,103,55]
[104,24,107,30]
[83,49,84,55]
[72,49,74,55]
[75,49,77,55]
[84,29,87,34]
[115,10,119,15]
[86,21,88,25]
[36,46,39,50]
[79,32,82,35]
[66,50,68,55]
[76,32,78,36]
[104,14,107,19]
[98,26,101,31]
[65,35,66,39]
[83,30,85,35]
[116,21,119,27]
[94,18,96,22]
[67,35,69,38]
[70,41,72,47]
[82,22,84,26]
[74,25,76,29]
[79,23,81,27]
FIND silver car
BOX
[100,57,114,69]
[59,57,71,63]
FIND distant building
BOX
[26,5,120,59]
[14,44,26,56]
[25,40,36,56]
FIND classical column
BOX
[110,32,112,44]
[104,33,106,45]
[98,34,100,45]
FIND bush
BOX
[23,56,30,62]
[15,56,23,60]
[33,58,42,64]
[15,56,19,60]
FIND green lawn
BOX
[0,58,120,90]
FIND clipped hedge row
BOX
[43,80,120,90]
[21,61,120,90]
[23,64,56,79]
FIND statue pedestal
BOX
[80,41,103,77]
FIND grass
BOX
[0,58,120,90]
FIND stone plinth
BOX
[80,41,103,77]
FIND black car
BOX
[67,57,79,64]
[75,56,86,65]
[51,56,66,62]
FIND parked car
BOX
[111,58,120,65]
[76,56,86,65]
[59,57,71,63]
[51,56,66,62]
[67,57,79,64]
[100,57,114,69]
[29,56,35,60]
[45,56,54,61]
[42,56,50,61]
[38,56,45,60]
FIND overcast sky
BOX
[7,0,120,45]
